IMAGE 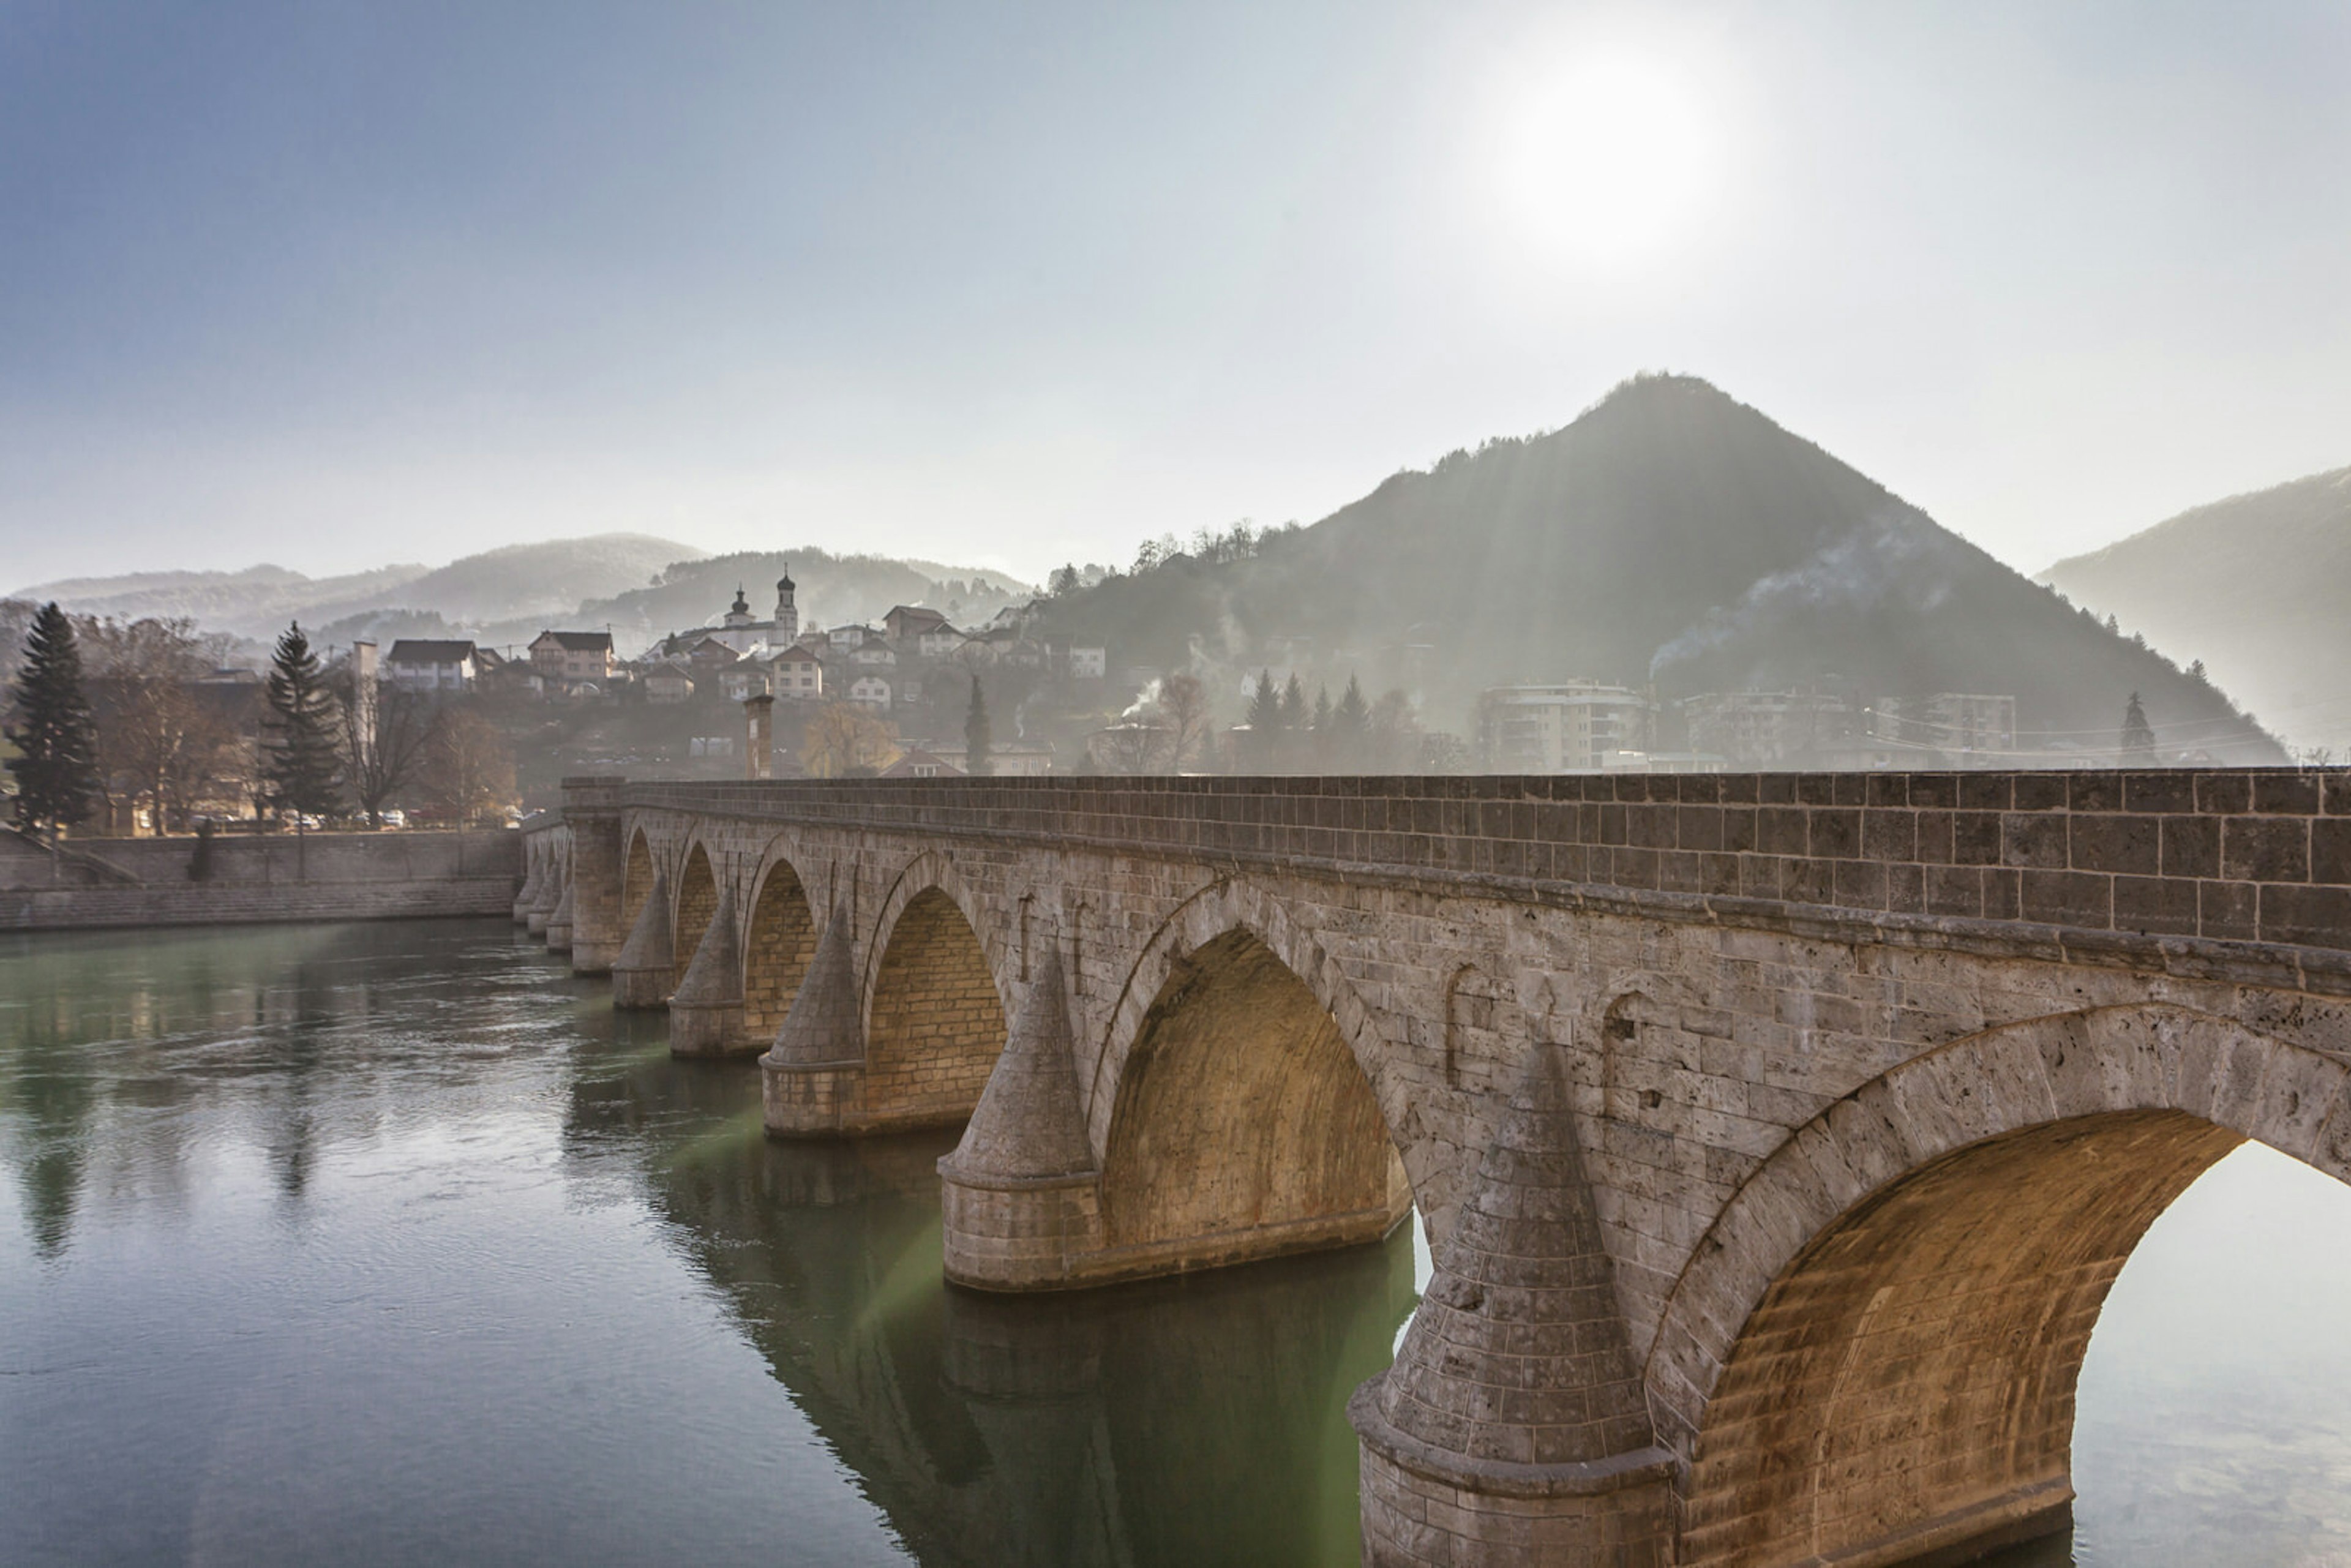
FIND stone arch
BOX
[1089,879,1401,1160]
[1094,891,1413,1276]
[619,826,656,939]
[859,854,1010,1129]
[673,839,721,980]
[1649,1004,2351,1568]
[743,846,820,1042]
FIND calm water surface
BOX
[3,920,2349,1566]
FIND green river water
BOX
[3,920,2349,1566]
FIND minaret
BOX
[774,565,798,643]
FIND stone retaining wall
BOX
[0,829,521,931]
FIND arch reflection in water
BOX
[568,1045,1420,1568]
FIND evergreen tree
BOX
[1275,673,1307,773]
[1246,670,1280,730]
[1244,670,1280,772]
[2120,691,2157,764]
[1311,685,1333,769]
[1333,675,1371,770]
[263,623,343,821]
[964,675,994,776]
[2,602,99,834]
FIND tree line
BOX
[2,604,514,838]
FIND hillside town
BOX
[6,547,2194,842]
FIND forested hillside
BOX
[2043,466,2351,756]
[1038,375,2279,762]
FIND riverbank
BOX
[0,828,521,932]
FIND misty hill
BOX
[12,562,430,632]
[1038,374,2280,763]
[2042,466,2351,756]
[571,550,1035,656]
[13,534,701,645]
[326,533,702,628]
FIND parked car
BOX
[377,809,407,829]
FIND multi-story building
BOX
[1872,693,2018,765]
[528,630,615,685]
[1681,687,1894,769]
[848,674,893,710]
[772,645,823,700]
[1477,683,1655,773]
[882,605,962,658]
[384,639,479,693]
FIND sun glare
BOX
[1494,50,1719,270]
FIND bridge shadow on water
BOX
[561,1022,1422,1568]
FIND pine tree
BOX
[3,602,99,835]
[1333,674,1370,771]
[2120,692,2157,764]
[1244,670,1280,772]
[1311,685,1333,769]
[964,675,994,776]
[263,623,343,822]
[1277,674,1307,772]
[1246,670,1280,730]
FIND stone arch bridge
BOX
[523,769,2351,1567]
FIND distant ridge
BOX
[1038,373,2281,762]
[2042,465,2351,755]
[10,534,700,642]
[9,534,1034,661]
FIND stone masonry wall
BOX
[863,888,1009,1125]
[0,828,521,931]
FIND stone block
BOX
[2224,817,2310,883]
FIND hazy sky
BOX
[4,0,2347,591]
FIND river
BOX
[2,920,2348,1566]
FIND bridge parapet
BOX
[618,770,2351,978]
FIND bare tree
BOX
[1157,673,1212,773]
[1368,688,1421,773]
[1090,721,1170,775]
[801,701,901,778]
[418,705,516,824]
[342,680,436,827]
[78,616,245,833]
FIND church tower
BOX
[774,566,798,643]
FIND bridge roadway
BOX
[525,769,2351,1567]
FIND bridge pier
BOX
[610,869,675,1008]
[544,874,574,952]
[762,905,870,1132]
[561,776,626,975]
[669,883,747,1056]
[525,852,562,934]
[1349,1045,1675,1567]
[939,945,1106,1290]
[512,841,544,925]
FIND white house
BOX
[385,639,478,693]
[773,645,823,700]
[848,675,892,710]
[528,630,614,684]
